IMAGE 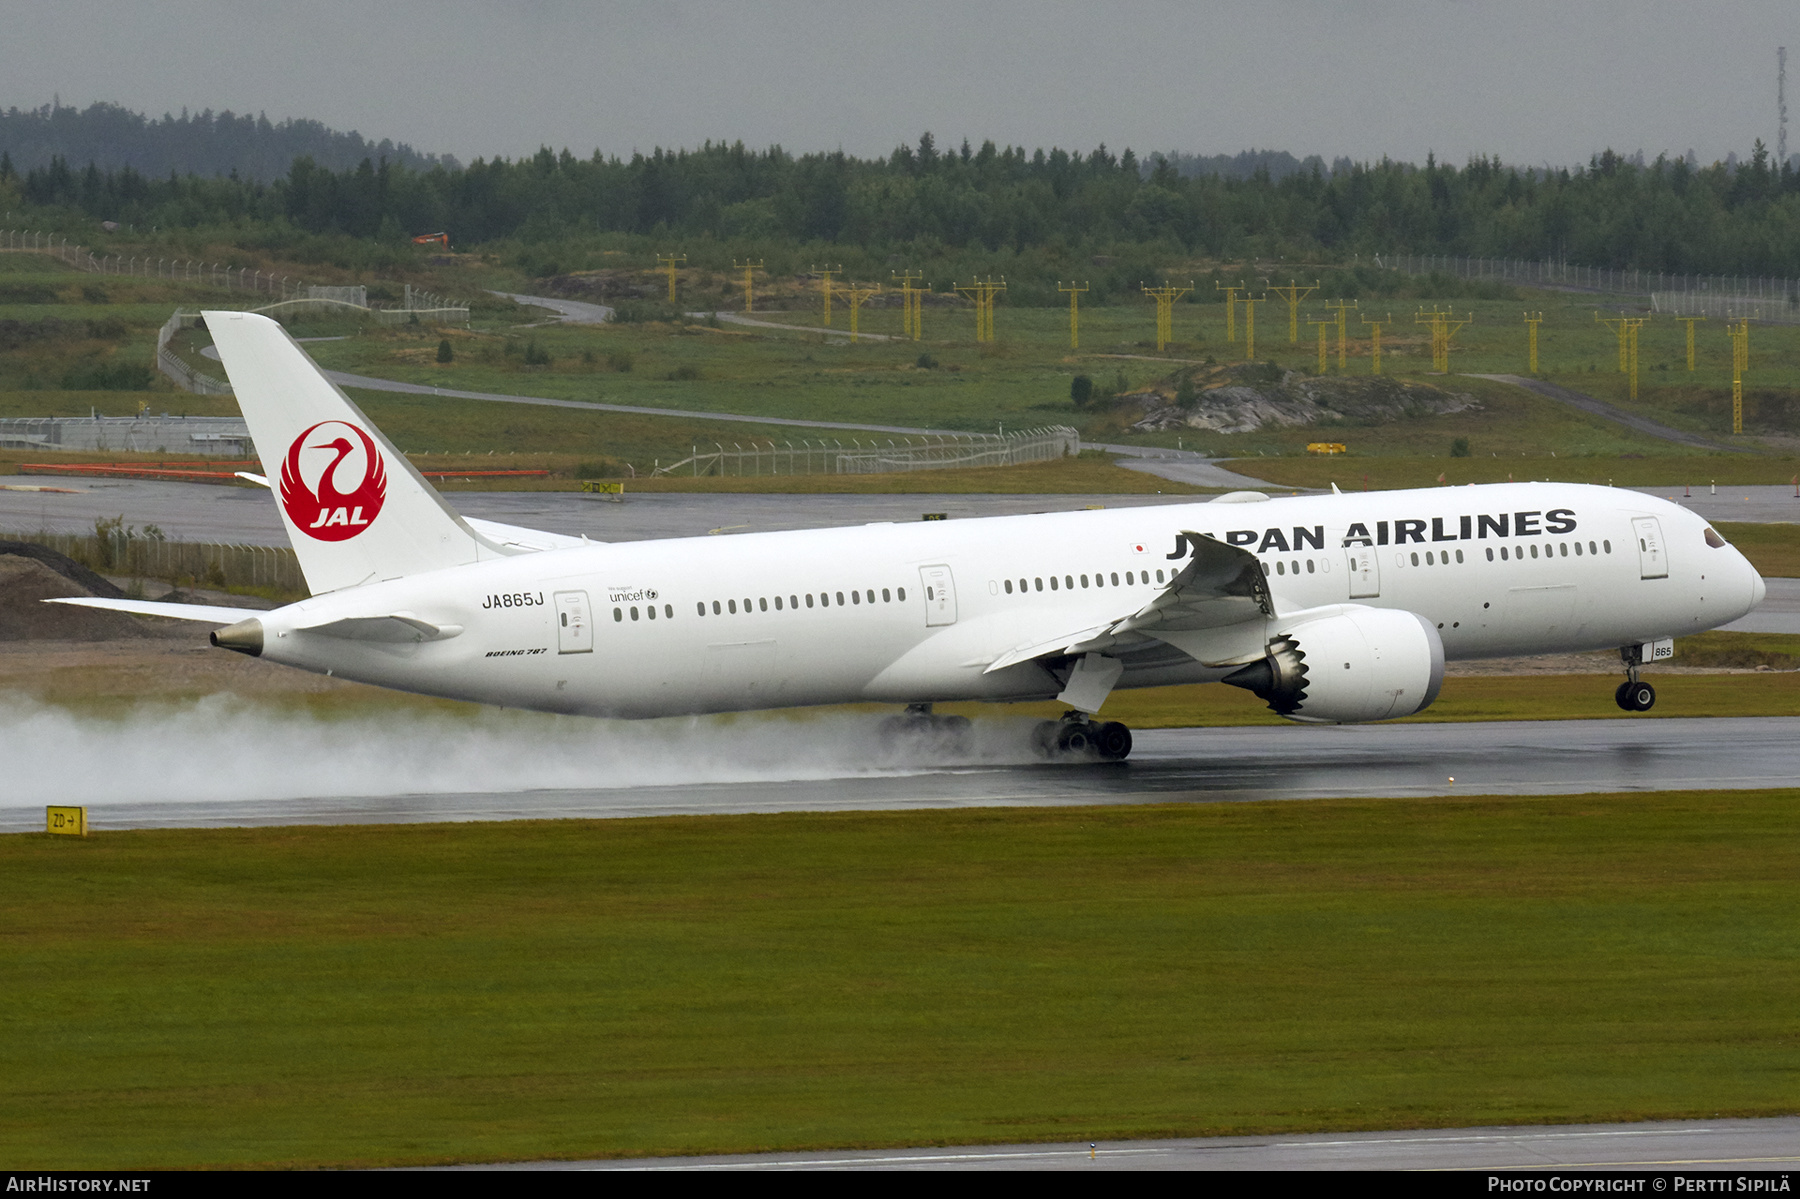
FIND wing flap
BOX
[982,532,1272,673]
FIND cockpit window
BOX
[1703,527,1727,549]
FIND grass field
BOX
[3,789,1797,1167]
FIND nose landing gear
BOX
[1615,646,1656,712]
[1032,711,1134,761]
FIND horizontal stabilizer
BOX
[45,597,258,624]
[462,517,591,552]
[298,614,463,643]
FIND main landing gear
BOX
[1032,710,1133,762]
[878,703,974,756]
[1615,646,1656,712]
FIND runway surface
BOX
[528,1116,1800,1171]
[6,716,1795,834]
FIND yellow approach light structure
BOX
[656,253,686,303]
[1142,281,1193,352]
[1306,315,1333,373]
[1361,313,1393,376]
[892,271,924,339]
[1623,317,1648,401]
[733,259,764,313]
[1324,299,1359,368]
[1595,312,1631,373]
[1727,318,1751,434]
[1415,306,1473,372]
[1215,280,1246,341]
[1241,293,1266,361]
[1523,312,1545,374]
[1267,278,1321,344]
[954,278,1006,343]
[1677,316,1707,371]
[837,281,882,343]
[814,264,842,326]
[1059,281,1088,349]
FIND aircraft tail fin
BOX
[205,310,506,593]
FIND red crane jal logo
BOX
[280,421,388,541]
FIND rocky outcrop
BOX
[1121,363,1480,434]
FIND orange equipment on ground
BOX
[411,233,449,247]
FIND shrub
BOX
[61,360,152,390]
[667,364,702,381]
[1450,437,1472,457]
[436,338,454,364]
[606,350,634,373]
[522,339,552,367]
[917,352,938,369]
[1070,374,1093,407]
[1176,377,1198,410]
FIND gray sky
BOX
[4,0,1795,168]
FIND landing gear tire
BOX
[878,706,974,756]
[1616,681,1656,712]
[1033,714,1133,762]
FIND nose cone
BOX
[1750,565,1767,611]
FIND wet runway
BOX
[6,716,1795,834]
[543,1116,1800,1172]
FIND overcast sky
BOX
[3,0,1795,168]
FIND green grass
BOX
[3,790,1798,1167]
[1226,454,1800,491]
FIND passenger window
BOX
[1156,570,1165,583]
[1604,540,1612,553]
[852,590,861,604]
[883,588,891,602]
[1081,574,1090,588]
[806,594,815,608]
[647,606,656,620]
[1411,552,1420,566]
[1275,562,1285,575]
[1004,580,1013,594]
[1290,560,1298,574]
[1306,560,1316,574]
[631,606,640,621]
[728,599,737,614]
[1126,571,1135,585]
[1500,548,1508,560]
[1065,575,1073,589]
[1530,545,1539,559]
[867,590,875,604]
[1111,572,1119,585]
[744,597,752,611]
[759,598,768,612]
[774,596,783,610]
[665,604,673,619]
[1424,552,1433,565]
[836,591,846,606]
[791,596,799,608]
[1486,548,1494,561]
[819,593,829,607]
[897,587,906,601]
[1049,576,1058,590]
[1591,541,1600,554]
[1455,550,1464,563]
[712,600,722,614]
[1560,543,1568,557]
[613,607,623,622]
[697,602,706,616]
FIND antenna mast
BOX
[1780,47,1789,167]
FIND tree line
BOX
[6,130,1799,278]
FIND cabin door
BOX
[919,565,958,626]
[554,590,592,653]
[1346,546,1381,598]
[1632,517,1668,579]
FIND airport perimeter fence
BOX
[1375,252,1800,324]
[651,426,1081,477]
[3,527,305,595]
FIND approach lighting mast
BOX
[1306,315,1333,373]
[656,253,686,303]
[1595,312,1630,372]
[1267,278,1321,344]
[1059,281,1089,349]
[892,271,924,339]
[1215,280,1246,342]
[1728,319,1751,433]
[1241,293,1266,361]
[1677,316,1707,371]
[838,281,882,343]
[1142,281,1193,352]
[1361,313,1393,376]
[1622,317,1649,400]
[954,278,1006,343]
[733,259,764,313]
[1325,299,1359,368]
[1523,312,1545,374]
[814,264,842,326]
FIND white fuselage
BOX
[249,483,1764,719]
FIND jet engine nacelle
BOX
[1223,606,1445,724]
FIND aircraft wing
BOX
[984,532,1271,673]
[45,597,260,624]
